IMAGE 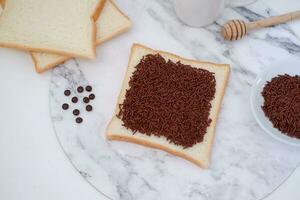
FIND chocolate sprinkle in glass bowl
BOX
[250,57,300,147]
[262,74,300,139]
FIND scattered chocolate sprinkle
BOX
[77,86,84,93]
[62,103,69,110]
[89,93,95,100]
[117,54,216,148]
[71,97,78,103]
[73,109,80,116]
[83,97,90,103]
[76,117,83,124]
[86,105,93,112]
[64,90,71,96]
[262,74,300,139]
[86,85,92,92]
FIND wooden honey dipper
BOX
[221,10,300,41]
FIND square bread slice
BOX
[0,0,105,58]
[106,44,230,168]
[31,0,132,73]
[0,0,4,8]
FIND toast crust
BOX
[106,43,230,168]
[90,0,106,58]
[0,0,105,59]
[95,0,131,44]
[30,53,71,73]
[107,127,208,168]
[31,0,131,73]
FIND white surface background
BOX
[1,1,300,199]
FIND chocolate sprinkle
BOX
[77,86,84,93]
[117,54,216,148]
[62,103,69,110]
[73,109,80,116]
[262,74,300,139]
[86,105,93,112]
[71,97,78,103]
[86,85,92,92]
[89,93,95,100]
[64,90,71,96]
[76,117,83,124]
[83,97,90,103]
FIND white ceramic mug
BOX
[173,0,257,27]
[174,0,225,27]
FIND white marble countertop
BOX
[1,0,300,199]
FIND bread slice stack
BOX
[106,44,230,168]
[0,0,4,9]
[0,0,131,73]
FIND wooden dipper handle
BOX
[222,10,300,41]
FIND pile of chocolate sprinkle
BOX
[117,54,216,148]
[262,74,300,139]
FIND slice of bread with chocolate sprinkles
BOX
[106,44,230,168]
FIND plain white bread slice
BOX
[0,0,4,13]
[0,0,4,8]
[106,44,230,168]
[31,0,131,73]
[0,0,105,58]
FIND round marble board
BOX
[50,0,300,200]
